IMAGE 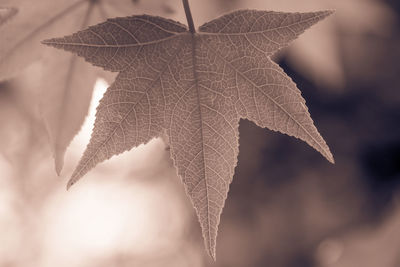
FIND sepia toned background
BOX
[0,0,399,266]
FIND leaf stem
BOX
[182,0,195,34]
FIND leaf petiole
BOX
[182,0,195,34]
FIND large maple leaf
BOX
[43,10,334,258]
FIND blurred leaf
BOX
[0,7,17,26]
[0,0,178,174]
[0,63,48,169]
[44,10,333,258]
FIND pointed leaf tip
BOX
[328,150,335,164]
[309,10,335,27]
[67,170,81,190]
[208,246,216,261]
[41,38,54,46]
[201,227,217,260]
[55,157,63,176]
[66,179,75,191]
[54,148,65,176]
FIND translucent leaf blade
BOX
[44,10,334,259]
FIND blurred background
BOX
[0,0,400,266]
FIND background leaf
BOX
[0,0,178,174]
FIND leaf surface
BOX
[43,10,334,258]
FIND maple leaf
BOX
[0,7,17,26]
[43,10,334,258]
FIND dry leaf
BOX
[43,10,334,258]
